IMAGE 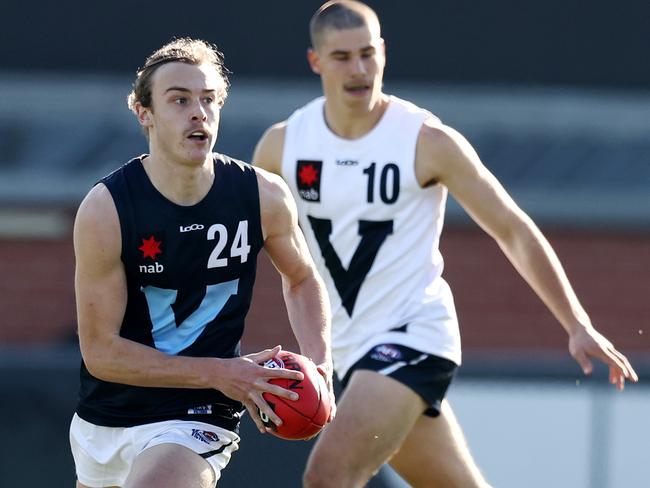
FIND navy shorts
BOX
[340,344,458,417]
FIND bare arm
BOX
[256,166,335,413]
[74,183,303,427]
[415,119,638,389]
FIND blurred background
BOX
[1,0,648,486]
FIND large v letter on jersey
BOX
[142,279,239,354]
[308,216,393,317]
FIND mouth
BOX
[343,82,371,95]
[187,129,210,142]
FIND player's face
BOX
[140,62,224,165]
[309,24,385,111]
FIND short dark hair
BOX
[127,37,229,112]
[309,1,380,50]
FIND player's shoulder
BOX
[255,165,291,203]
[75,183,120,233]
[260,120,288,146]
[74,183,122,263]
[417,117,470,157]
[77,183,115,220]
[253,120,288,174]
[414,117,480,185]
[255,165,296,238]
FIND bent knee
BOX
[304,460,378,488]
[303,460,354,488]
[303,462,334,488]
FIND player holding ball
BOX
[69,38,334,488]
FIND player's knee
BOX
[304,461,371,488]
[303,460,345,488]
[303,462,328,488]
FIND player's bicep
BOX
[252,122,286,175]
[257,171,314,286]
[74,185,127,355]
[266,222,315,289]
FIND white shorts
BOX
[69,414,240,487]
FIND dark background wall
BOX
[4,0,650,90]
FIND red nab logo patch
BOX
[296,160,322,202]
[138,234,165,274]
[139,235,162,260]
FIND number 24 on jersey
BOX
[206,220,250,268]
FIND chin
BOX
[344,96,374,113]
[181,151,211,166]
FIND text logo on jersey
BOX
[138,234,164,273]
[296,160,322,202]
[179,223,205,233]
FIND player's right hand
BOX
[213,345,304,432]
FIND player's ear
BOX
[307,48,321,75]
[134,102,153,129]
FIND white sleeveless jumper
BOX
[282,95,461,378]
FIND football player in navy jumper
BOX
[70,38,334,488]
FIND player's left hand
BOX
[568,326,638,390]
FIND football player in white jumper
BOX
[253,2,638,487]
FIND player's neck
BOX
[324,93,390,140]
[142,152,215,206]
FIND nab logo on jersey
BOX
[138,234,165,274]
[140,262,164,273]
[296,160,322,202]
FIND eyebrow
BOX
[329,46,375,56]
[164,87,217,94]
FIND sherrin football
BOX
[259,350,331,440]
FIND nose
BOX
[191,100,208,121]
[351,56,367,76]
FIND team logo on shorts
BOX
[370,344,403,362]
[191,429,220,444]
[296,160,322,202]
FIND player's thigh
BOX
[123,443,215,488]
[307,370,426,477]
[390,400,491,488]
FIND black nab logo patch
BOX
[296,160,322,202]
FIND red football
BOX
[259,350,331,440]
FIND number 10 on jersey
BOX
[363,163,400,204]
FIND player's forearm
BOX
[282,272,332,367]
[497,219,592,336]
[80,333,219,389]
